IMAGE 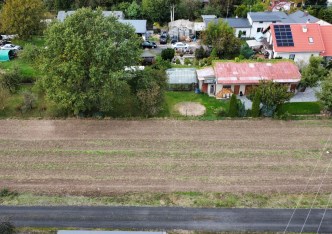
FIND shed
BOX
[166,68,197,91]
[0,50,14,61]
[141,49,156,65]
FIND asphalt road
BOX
[1,206,331,232]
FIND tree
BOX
[251,91,260,117]
[240,43,254,59]
[234,4,248,18]
[0,0,45,39]
[130,68,167,117]
[126,0,141,19]
[41,8,141,115]
[0,68,22,94]
[228,94,238,117]
[202,19,241,59]
[318,71,332,113]
[161,48,175,61]
[248,81,293,116]
[300,56,328,88]
[318,7,332,24]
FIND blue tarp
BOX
[0,50,11,61]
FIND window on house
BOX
[272,21,276,23]
[242,31,247,36]
[259,21,263,23]
[257,28,263,32]
[289,54,295,60]
[308,37,314,43]
[223,85,231,89]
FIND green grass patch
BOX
[12,36,46,48]
[162,91,229,119]
[0,59,40,78]
[277,102,322,115]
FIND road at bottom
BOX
[0,206,331,232]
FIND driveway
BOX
[238,86,321,110]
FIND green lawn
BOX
[163,91,229,119]
[277,102,322,115]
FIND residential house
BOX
[197,61,301,98]
[263,23,332,63]
[56,11,146,36]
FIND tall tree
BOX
[228,94,238,117]
[0,0,45,39]
[300,56,328,88]
[248,80,293,116]
[317,71,332,113]
[41,8,141,115]
[202,19,241,59]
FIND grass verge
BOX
[1,190,331,209]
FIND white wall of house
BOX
[273,51,321,64]
[235,28,251,38]
[249,21,275,38]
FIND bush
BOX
[0,188,18,197]
[195,46,208,59]
[184,58,192,65]
[18,43,41,63]
[0,221,15,234]
[215,107,228,117]
[237,100,246,117]
[0,68,22,93]
[161,48,175,61]
[175,58,181,64]
[20,91,37,113]
[0,87,10,110]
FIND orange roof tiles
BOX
[214,62,301,85]
[320,25,332,56]
[271,23,325,53]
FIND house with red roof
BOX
[264,23,332,64]
[197,61,301,98]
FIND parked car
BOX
[171,42,189,51]
[142,41,157,49]
[0,43,22,51]
[160,35,167,44]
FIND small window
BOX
[308,37,314,43]
[257,28,263,32]
[223,85,231,89]
[272,21,276,23]
[259,21,263,23]
[289,54,295,60]
[242,31,247,35]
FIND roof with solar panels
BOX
[270,23,326,53]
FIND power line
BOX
[283,131,332,233]
[300,149,332,233]
[317,192,332,233]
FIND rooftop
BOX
[248,11,290,22]
[214,61,301,85]
[320,25,332,56]
[118,20,147,34]
[166,68,197,84]
[271,23,325,53]
[288,10,319,24]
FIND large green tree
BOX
[202,19,241,59]
[41,8,141,115]
[0,0,45,39]
[300,56,328,88]
[248,80,293,116]
[318,71,332,113]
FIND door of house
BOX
[245,85,252,95]
[209,84,215,95]
[290,84,297,92]
[234,85,240,95]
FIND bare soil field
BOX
[0,119,331,196]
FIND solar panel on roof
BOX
[274,25,294,47]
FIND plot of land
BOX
[0,119,331,197]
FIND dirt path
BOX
[0,119,331,195]
[175,102,206,116]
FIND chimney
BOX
[302,25,308,32]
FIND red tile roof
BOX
[271,23,325,53]
[320,25,332,56]
[214,61,301,85]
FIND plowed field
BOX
[0,119,331,195]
